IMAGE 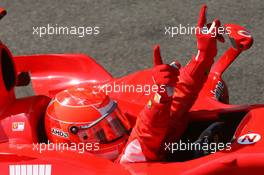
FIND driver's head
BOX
[45,85,131,160]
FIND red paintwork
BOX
[14,54,113,97]
[0,7,263,175]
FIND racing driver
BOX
[45,5,224,163]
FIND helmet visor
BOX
[69,102,131,144]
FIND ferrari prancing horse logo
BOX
[12,122,25,132]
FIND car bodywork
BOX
[0,7,263,175]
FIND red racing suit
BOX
[116,5,223,163]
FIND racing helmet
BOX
[45,85,131,160]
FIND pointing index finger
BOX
[198,4,207,28]
[153,45,163,67]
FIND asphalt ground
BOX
[0,0,263,104]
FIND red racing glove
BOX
[151,45,180,102]
[152,45,180,88]
[165,4,223,145]
[116,45,180,163]
[187,4,223,83]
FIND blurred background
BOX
[0,0,263,104]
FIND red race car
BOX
[0,5,263,175]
